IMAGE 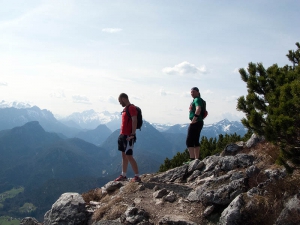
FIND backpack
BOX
[200,98,208,119]
[125,104,143,130]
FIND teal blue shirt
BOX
[189,97,203,121]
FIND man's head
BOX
[190,87,200,98]
[118,93,129,107]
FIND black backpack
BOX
[200,98,208,119]
[125,104,143,130]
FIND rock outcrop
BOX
[43,193,92,225]
[23,138,300,225]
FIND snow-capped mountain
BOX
[164,119,247,138]
[59,109,121,131]
[150,123,174,132]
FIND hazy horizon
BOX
[1,0,299,124]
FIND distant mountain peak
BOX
[11,121,45,134]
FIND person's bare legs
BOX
[188,147,195,159]
[122,152,129,174]
[188,147,200,159]
[194,146,200,159]
[126,155,139,174]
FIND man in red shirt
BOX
[114,93,141,182]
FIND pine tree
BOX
[237,42,300,170]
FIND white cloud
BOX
[0,82,8,86]
[102,28,123,33]
[72,95,90,104]
[219,112,244,122]
[158,88,174,96]
[99,96,119,104]
[0,100,31,108]
[224,95,240,102]
[131,95,142,101]
[203,89,213,94]
[162,61,207,76]
[160,88,167,96]
[50,90,66,98]
[181,91,190,98]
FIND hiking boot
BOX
[114,175,127,181]
[131,176,141,182]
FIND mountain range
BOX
[0,105,247,220]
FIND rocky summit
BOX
[21,134,300,225]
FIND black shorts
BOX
[118,134,136,155]
[186,121,204,148]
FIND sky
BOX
[0,0,299,125]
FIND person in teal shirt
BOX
[185,87,204,164]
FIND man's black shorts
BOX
[186,121,204,148]
[118,134,136,155]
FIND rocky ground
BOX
[21,134,300,225]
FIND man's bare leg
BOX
[122,152,129,174]
[126,155,139,174]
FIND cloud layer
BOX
[102,28,123,33]
[162,61,207,76]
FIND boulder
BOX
[276,193,300,225]
[149,165,188,183]
[153,188,169,199]
[102,181,123,192]
[246,133,264,148]
[123,206,150,224]
[20,217,40,225]
[187,173,247,205]
[44,192,91,225]
[219,194,244,225]
[221,143,243,156]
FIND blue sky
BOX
[0,0,299,124]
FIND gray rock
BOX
[44,192,91,225]
[187,173,247,205]
[149,165,188,183]
[153,185,160,191]
[276,193,300,225]
[153,188,169,198]
[219,194,244,225]
[219,156,238,171]
[102,181,124,192]
[164,191,177,203]
[92,221,122,225]
[203,205,215,217]
[187,170,201,182]
[188,159,204,173]
[230,171,244,181]
[222,143,243,156]
[124,206,149,224]
[246,165,260,178]
[246,133,264,148]
[20,217,39,225]
[264,168,287,180]
[203,155,222,172]
[158,214,197,225]
[235,154,255,168]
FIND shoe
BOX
[182,159,192,165]
[131,176,141,182]
[114,175,127,181]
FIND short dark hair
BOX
[191,87,199,92]
[119,93,128,99]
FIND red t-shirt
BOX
[120,105,137,135]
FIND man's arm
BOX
[126,115,137,140]
[191,106,201,124]
[131,116,137,134]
